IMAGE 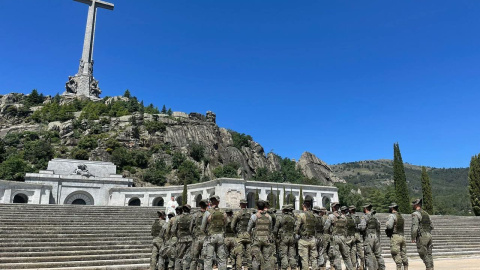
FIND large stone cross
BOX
[64,0,114,99]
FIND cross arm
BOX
[74,0,114,10]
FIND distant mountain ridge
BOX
[331,159,471,215]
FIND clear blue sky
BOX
[1,0,479,168]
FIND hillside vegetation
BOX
[331,160,471,215]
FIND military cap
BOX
[210,195,220,201]
[167,213,175,218]
[363,203,373,209]
[225,208,233,213]
[199,199,208,206]
[348,205,356,210]
[389,203,398,208]
[412,198,422,205]
[287,204,295,210]
[282,205,288,210]
[340,206,348,211]
[175,205,183,210]
[330,202,339,208]
[240,199,248,204]
[320,207,327,211]
[182,204,191,211]
[157,210,165,216]
[313,206,321,212]
[265,201,271,207]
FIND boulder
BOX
[297,152,345,185]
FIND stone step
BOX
[0,240,149,248]
[0,248,150,258]
[0,253,150,264]
[13,264,149,270]
[0,258,149,269]
[0,236,151,243]
[0,244,148,253]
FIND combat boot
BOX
[403,265,408,270]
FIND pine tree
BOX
[255,189,259,205]
[421,166,434,214]
[468,154,480,216]
[299,186,304,208]
[161,105,167,114]
[393,143,411,214]
[182,182,187,206]
[123,89,131,98]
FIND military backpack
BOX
[208,208,225,235]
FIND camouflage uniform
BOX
[151,216,166,270]
[231,204,252,270]
[172,206,193,270]
[386,209,408,270]
[295,209,318,270]
[324,207,354,270]
[189,205,207,270]
[349,206,365,270]
[411,200,434,270]
[345,211,357,270]
[313,206,326,270]
[164,214,179,270]
[274,205,297,270]
[201,196,227,270]
[224,210,236,267]
[359,206,385,270]
[248,209,274,270]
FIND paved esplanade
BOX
[64,0,114,99]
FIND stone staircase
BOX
[1,204,480,269]
[375,213,480,258]
[0,204,161,270]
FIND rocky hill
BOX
[0,90,343,187]
[331,160,471,215]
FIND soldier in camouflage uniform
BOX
[165,208,183,270]
[172,205,194,270]
[294,200,318,270]
[359,203,385,270]
[231,199,252,270]
[189,199,208,270]
[324,203,354,270]
[411,199,434,270]
[312,206,326,270]
[349,205,364,270]
[151,211,166,270]
[248,200,274,270]
[160,213,176,270]
[343,206,357,270]
[224,209,236,267]
[273,204,297,270]
[201,195,227,270]
[385,203,408,270]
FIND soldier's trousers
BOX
[151,238,163,270]
[364,233,385,270]
[278,235,297,270]
[251,237,275,270]
[416,232,433,269]
[331,235,354,270]
[315,234,325,268]
[324,234,335,268]
[203,234,227,270]
[175,239,192,270]
[352,232,365,269]
[224,236,236,265]
[298,236,318,270]
[390,234,408,269]
[232,234,252,270]
[189,236,205,270]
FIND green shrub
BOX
[0,155,33,181]
[71,147,89,160]
[144,121,166,135]
[177,160,200,184]
[189,143,205,162]
[213,163,240,178]
[229,130,253,149]
[143,160,170,186]
[172,152,186,169]
[78,135,98,150]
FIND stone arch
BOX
[267,192,277,208]
[152,197,164,207]
[176,196,183,206]
[195,194,203,207]
[323,196,331,211]
[64,191,94,205]
[12,193,28,204]
[246,192,255,208]
[128,197,141,206]
[305,195,314,208]
[286,193,296,209]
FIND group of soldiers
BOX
[150,195,434,270]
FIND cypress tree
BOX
[182,182,187,206]
[421,166,434,214]
[283,186,286,206]
[276,186,280,209]
[255,189,259,206]
[290,187,294,209]
[468,154,480,216]
[269,186,274,208]
[393,143,411,213]
[299,187,304,208]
